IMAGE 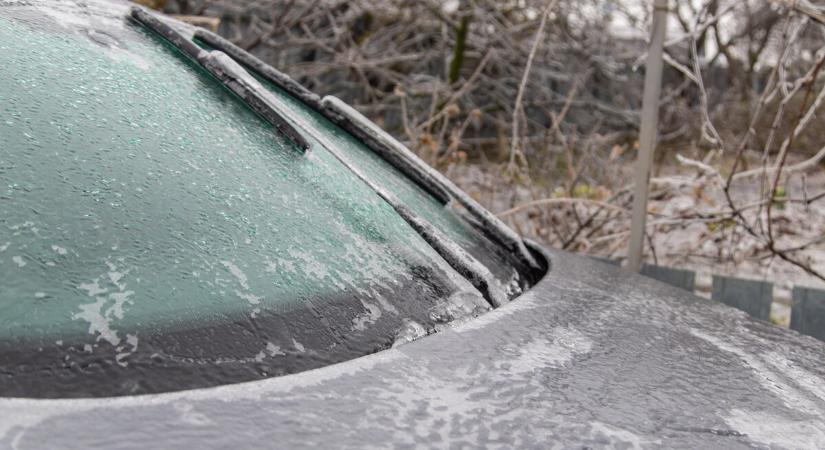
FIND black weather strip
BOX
[130,7,310,153]
[193,28,452,206]
[192,28,538,270]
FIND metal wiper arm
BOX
[193,28,452,206]
[193,29,324,113]
[191,28,539,271]
[322,97,542,271]
[295,118,507,309]
[130,8,505,307]
[130,7,310,153]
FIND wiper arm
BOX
[323,97,541,271]
[193,29,324,113]
[191,28,539,271]
[193,28,453,206]
[294,119,507,308]
[129,9,512,307]
[130,7,310,153]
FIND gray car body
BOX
[2,246,825,449]
[2,1,825,448]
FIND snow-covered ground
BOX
[445,154,825,326]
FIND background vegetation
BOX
[145,0,825,287]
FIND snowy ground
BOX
[446,155,825,327]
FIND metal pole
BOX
[627,0,668,272]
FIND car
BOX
[1,1,824,448]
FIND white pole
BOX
[627,0,668,272]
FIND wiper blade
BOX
[194,29,323,112]
[191,28,538,271]
[191,27,507,307]
[322,97,541,271]
[130,8,505,307]
[193,28,452,206]
[130,7,310,153]
[295,120,507,308]
[391,200,506,308]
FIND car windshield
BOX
[0,1,539,398]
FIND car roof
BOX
[3,246,825,448]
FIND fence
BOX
[591,257,825,343]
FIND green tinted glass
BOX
[0,12,479,349]
[254,73,531,296]
[0,2,543,398]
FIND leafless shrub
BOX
[159,0,825,282]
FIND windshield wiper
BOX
[194,28,453,206]
[130,8,511,307]
[130,7,310,153]
[292,118,507,308]
[192,28,540,271]
[321,97,541,271]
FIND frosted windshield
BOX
[0,5,493,397]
